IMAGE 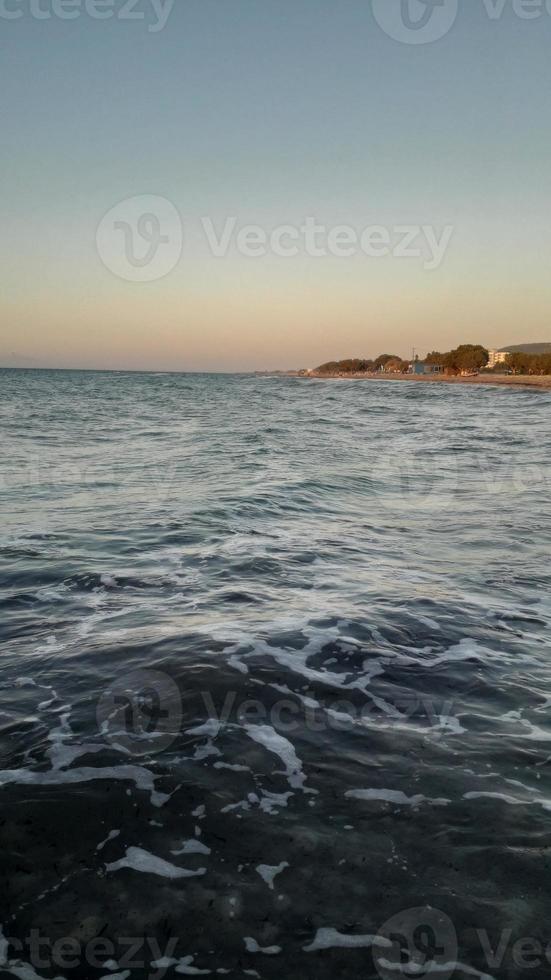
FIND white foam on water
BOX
[188,719,221,739]
[105,846,206,879]
[171,839,211,856]
[271,679,436,737]
[46,710,106,771]
[345,789,450,807]
[48,739,105,771]
[465,781,551,815]
[260,790,293,813]
[34,583,71,604]
[507,719,551,742]
[0,765,170,808]
[221,795,255,814]
[271,683,320,711]
[243,938,281,956]
[75,599,130,640]
[376,957,494,980]
[37,693,58,710]
[413,613,441,630]
[96,829,121,851]
[255,862,289,890]
[429,637,503,668]
[192,741,222,761]
[34,636,65,656]
[0,925,8,967]
[463,791,525,805]
[260,637,381,697]
[505,777,538,793]
[303,928,390,952]
[213,762,251,773]
[222,789,292,815]
[212,623,392,710]
[174,955,212,974]
[244,724,309,792]
[436,714,466,735]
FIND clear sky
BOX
[2,0,551,371]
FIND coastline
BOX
[301,372,551,391]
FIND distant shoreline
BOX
[299,372,551,390]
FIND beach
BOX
[306,371,551,390]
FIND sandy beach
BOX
[306,372,551,390]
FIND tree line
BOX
[425,345,489,372]
[503,351,551,375]
[316,346,489,375]
[316,354,409,374]
[316,345,551,376]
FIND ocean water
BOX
[1,368,551,980]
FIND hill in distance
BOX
[499,343,551,354]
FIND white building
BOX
[487,348,510,369]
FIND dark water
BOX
[1,369,551,980]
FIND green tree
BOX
[505,352,529,374]
[374,354,401,370]
[444,345,489,373]
[506,352,551,375]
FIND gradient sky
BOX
[2,0,551,371]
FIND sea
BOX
[1,368,551,980]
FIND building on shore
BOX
[487,349,510,368]
[488,344,551,368]
[410,360,444,376]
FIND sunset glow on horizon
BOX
[2,0,551,371]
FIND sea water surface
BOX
[1,369,551,980]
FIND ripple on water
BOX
[1,370,551,978]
